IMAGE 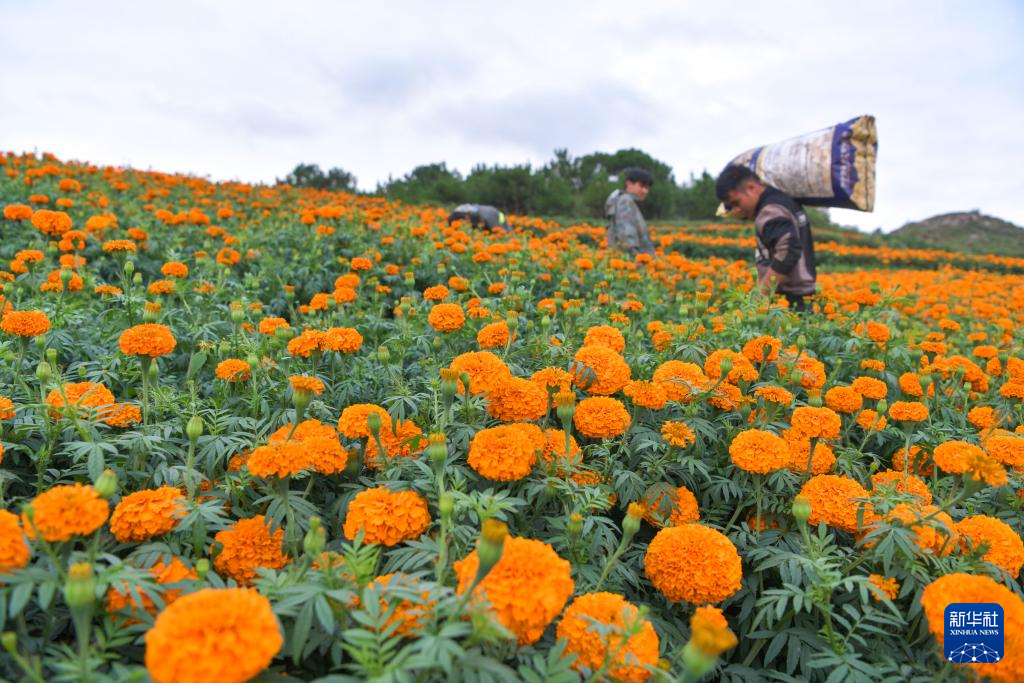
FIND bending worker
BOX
[715,164,817,312]
[447,204,510,231]
[604,168,656,257]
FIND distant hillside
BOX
[890,211,1024,257]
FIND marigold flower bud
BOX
[476,519,507,578]
[459,372,472,393]
[624,502,644,537]
[94,469,118,499]
[404,272,415,285]
[186,415,204,443]
[808,394,823,408]
[366,411,382,438]
[792,495,812,525]
[567,512,583,537]
[246,353,259,368]
[682,641,717,679]
[427,433,448,469]
[920,374,933,389]
[876,399,888,413]
[148,360,159,382]
[195,558,210,581]
[304,516,326,557]
[718,356,733,377]
[440,368,459,396]
[439,492,455,519]
[1,632,16,654]
[796,334,807,348]
[377,345,390,363]
[230,307,245,324]
[64,562,96,610]
[35,361,52,384]
[123,260,134,276]
[132,272,143,285]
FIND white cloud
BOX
[1,0,1022,231]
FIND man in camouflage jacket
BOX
[604,168,656,257]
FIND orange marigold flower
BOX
[653,360,708,402]
[742,335,782,364]
[94,285,123,296]
[572,345,631,395]
[729,429,789,474]
[933,440,985,475]
[983,431,1024,467]
[851,377,886,401]
[897,372,927,398]
[147,279,176,295]
[1,309,51,337]
[30,209,72,237]
[958,515,1024,578]
[289,374,325,396]
[824,386,863,414]
[3,204,33,221]
[778,349,826,390]
[23,483,109,542]
[689,605,738,657]
[321,326,363,353]
[783,429,836,474]
[215,359,251,382]
[870,469,932,504]
[797,475,872,534]
[0,396,13,420]
[876,503,957,556]
[45,381,116,419]
[422,284,449,301]
[1000,381,1024,400]
[861,359,885,372]
[216,247,240,266]
[144,587,282,683]
[364,419,424,469]
[531,366,573,393]
[574,396,631,439]
[109,486,186,543]
[246,441,311,479]
[428,302,465,332]
[107,558,197,622]
[468,423,544,480]
[267,419,347,474]
[477,321,512,349]
[449,351,511,395]
[583,325,626,353]
[161,261,188,278]
[790,406,841,439]
[212,515,288,585]
[119,323,176,357]
[486,376,549,422]
[258,316,290,336]
[556,592,660,682]
[350,256,372,271]
[0,509,30,574]
[540,428,582,471]
[454,536,574,645]
[867,574,900,601]
[337,403,391,439]
[103,239,137,253]
[642,484,699,528]
[104,403,142,428]
[921,573,1024,683]
[623,380,668,410]
[967,406,1001,431]
[287,329,323,357]
[644,524,742,604]
[754,385,793,405]
[856,408,887,431]
[343,487,431,546]
[705,349,758,384]
[661,420,695,447]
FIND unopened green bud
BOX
[808,393,823,408]
[304,517,326,557]
[459,372,472,394]
[718,356,733,377]
[377,345,390,363]
[1,631,17,654]
[796,334,807,348]
[186,415,204,442]
[34,336,46,351]
[506,315,518,333]
[623,502,644,538]
[77,365,87,378]
[246,353,259,368]
[59,267,73,285]
[476,519,507,578]
[366,411,382,438]
[230,308,245,324]
[148,360,159,382]
[439,492,455,519]
[431,336,441,351]
[35,361,52,384]
[195,558,210,582]
[427,433,448,469]
[681,641,717,679]
[64,563,96,610]
[567,513,583,537]
[792,495,811,525]
[876,399,888,413]
[540,315,551,332]
[920,374,933,388]
[274,326,292,341]
[123,260,135,276]
[46,348,57,365]
[95,469,118,499]
[132,272,143,285]
[142,305,159,323]
[789,370,803,385]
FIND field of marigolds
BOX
[0,152,1023,683]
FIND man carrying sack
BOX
[716,165,817,312]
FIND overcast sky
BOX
[2,0,1022,232]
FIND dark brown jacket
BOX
[754,187,817,296]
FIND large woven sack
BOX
[729,115,877,211]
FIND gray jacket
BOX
[604,190,655,256]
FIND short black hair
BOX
[715,164,759,201]
[624,168,654,187]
